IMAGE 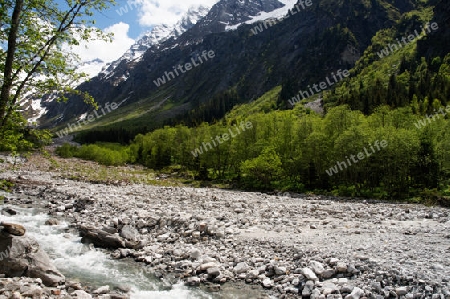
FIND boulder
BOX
[124,239,145,250]
[207,267,221,278]
[233,262,249,274]
[336,261,348,273]
[1,208,17,216]
[120,225,139,242]
[302,267,318,280]
[1,222,25,236]
[274,266,286,275]
[199,262,217,271]
[79,225,125,249]
[310,260,325,276]
[72,290,93,298]
[262,278,274,288]
[186,277,201,286]
[302,280,315,297]
[45,219,59,226]
[189,248,202,260]
[0,231,65,286]
[74,197,94,212]
[346,286,364,299]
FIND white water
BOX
[0,206,215,299]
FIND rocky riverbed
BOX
[0,156,450,298]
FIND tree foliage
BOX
[0,0,114,128]
[57,104,450,200]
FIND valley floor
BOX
[1,153,450,298]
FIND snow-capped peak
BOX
[226,0,299,31]
[99,5,210,79]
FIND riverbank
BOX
[0,153,449,298]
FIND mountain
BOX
[41,0,440,142]
[38,0,295,129]
[98,5,211,84]
[24,5,210,125]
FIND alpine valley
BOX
[25,0,450,197]
[2,0,450,298]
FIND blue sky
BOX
[89,1,144,39]
[54,0,144,38]
[53,0,220,76]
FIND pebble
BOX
[1,167,449,298]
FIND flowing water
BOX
[1,205,266,299]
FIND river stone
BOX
[0,222,25,236]
[336,261,348,273]
[207,267,221,277]
[342,285,355,293]
[93,285,110,294]
[322,268,335,278]
[302,267,318,280]
[45,218,59,226]
[246,269,260,280]
[146,216,160,227]
[262,278,274,288]
[310,260,325,275]
[1,208,17,216]
[234,262,249,274]
[216,230,225,238]
[302,280,315,297]
[0,231,65,286]
[396,287,408,296]
[79,225,125,249]
[22,285,44,297]
[274,266,287,275]
[11,292,21,299]
[72,290,93,298]
[186,277,201,286]
[198,222,207,232]
[329,258,339,265]
[202,256,216,263]
[102,226,117,235]
[347,286,364,299]
[200,262,217,271]
[120,225,139,242]
[189,248,202,260]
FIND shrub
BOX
[55,143,77,158]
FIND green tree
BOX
[240,146,282,189]
[0,0,114,128]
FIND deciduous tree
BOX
[0,0,114,128]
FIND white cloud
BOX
[72,22,135,63]
[69,22,135,77]
[133,0,219,26]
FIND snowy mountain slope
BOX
[99,5,210,80]
[25,5,210,125]
[77,58,106,79]
[39,0,297,127]
[173,0,284,46]
[225,0,299,30]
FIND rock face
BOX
[0,222,25,236]
[0,231,65,286]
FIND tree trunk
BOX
[0,0,23,128]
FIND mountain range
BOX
[30,0,449,144]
